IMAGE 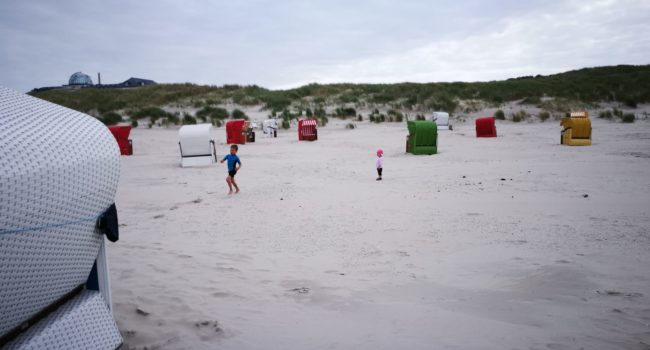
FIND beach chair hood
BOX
[432,112,451,130]
[0,86,122,348]
[178,124,216,167]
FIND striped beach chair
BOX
[298,119,318,141]
[561,112,592,146]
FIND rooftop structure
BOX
[68,72,93,86]
[32,74,155,92]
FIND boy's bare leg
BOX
[232,178,240,193]
[226,176,233,194]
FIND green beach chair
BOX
[406,120,437,155]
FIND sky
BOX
[1,0,649,92]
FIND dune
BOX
[109,116,650,349]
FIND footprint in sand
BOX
[215,266,241,273]
[325,270,346,276]
[289,287,310,294]
[596,290,644,298]
[506,239,528,245]
[194,320,223,333]
[136,307,150,316]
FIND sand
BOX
[109,115,650,350]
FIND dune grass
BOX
[30,65,650,125]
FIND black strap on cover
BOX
[96,203,119,242]
[210,140,217,162]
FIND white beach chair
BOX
[432,112,452,130]
[0,86,122,349]
[178,124,217,167]
[262,119,278,138]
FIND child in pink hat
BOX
[376,149,383,181]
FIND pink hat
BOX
[376,149,383,156]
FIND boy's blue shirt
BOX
[222,154,241,171]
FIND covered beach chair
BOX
[226,119,251,144]
[406,120,437,155]
[262,119,278,138]
[108,125,133,155]
[432,112,452,130]
[476,116,497,137]
[178,123,217,167]
[561,112,592,146]
[298,119,318,141]
[0,87,122,349]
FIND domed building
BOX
[68,72,93,86]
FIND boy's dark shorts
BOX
[228,170,237,177]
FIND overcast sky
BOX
[1,0,648,92]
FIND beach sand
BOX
[109,116,650,349]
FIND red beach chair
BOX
[108,125,133,155]
[298,119,318,141]
[226,120,248,145]
[475,117,497,137]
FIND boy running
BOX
[220,145,242,194]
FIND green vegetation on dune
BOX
[30,65,650,121]
[32,83,217,114]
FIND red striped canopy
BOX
[298,119,318,141]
